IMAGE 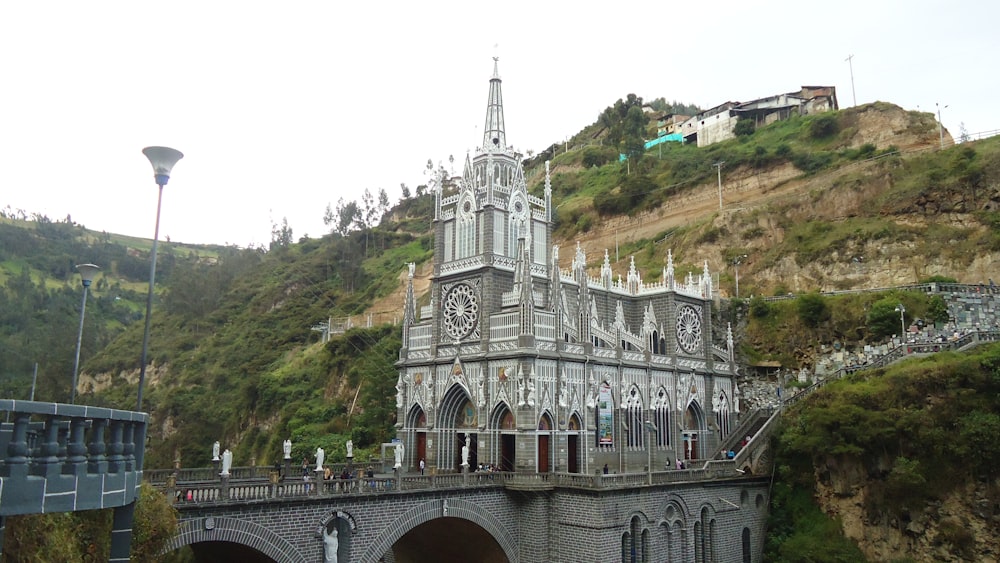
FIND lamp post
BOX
[733,254,748,299]
[644,420,658,485]
[895,304,906,339]
[71,263,100,404]
[713,161,725,210]
[937,103,948,149]
[137,146,184,411]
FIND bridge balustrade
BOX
[160,462,755,507]
[0,399,147,517]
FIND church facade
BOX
[394,60,740,475]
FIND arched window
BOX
[456,196,476,259]
[625,386,644,448]
[653,388,671,447]
[715,392,731,438]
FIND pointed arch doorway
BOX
[538,413,553,473]
[567,414,582,473]
[408,407,428,467]
[683,401,706,460]
[490,405,516,472]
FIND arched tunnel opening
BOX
[183,542,276,563]
[391,516,508,563]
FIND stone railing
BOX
[0,400,148,517]
[761,282,1000,302]
[155,462,754,507]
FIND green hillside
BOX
[2,100,998,471]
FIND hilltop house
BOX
[681,86,838,147]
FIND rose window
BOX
[443,283,479,340]
[675,305,702,353]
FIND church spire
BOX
[482,57,507,153]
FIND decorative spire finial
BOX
[482,58,507,152]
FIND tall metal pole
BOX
[71,264,99,404]
[845,54,856,106]
[735,263,740,299]
[937,103,948,149]
[713,161,725,210]
[137,183,164,411]
[733,254,747,299]
[71,284,90,403]
[30,363,38,401]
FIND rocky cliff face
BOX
[815,457,1000,562]
[554,103,1000,295]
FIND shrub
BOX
[796,293,829,327]
[919,275,958,284]
[734,118,756,137]
[582,146,616,168]
[808,113,839,139]
[884,457,928,513]
[935,518,976,559]
[750,297,770,319]
[867,299,905,338]
[791,151,834,173]
[775,143,792,159]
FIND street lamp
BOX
[895,304,907,339]
[733,254,748,299]
[644,420,658,485]
[137,146,184,411]
[937,103,948,149]
[71,263,100,403]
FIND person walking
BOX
[419,458,425,475]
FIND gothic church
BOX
[394,60,739,475]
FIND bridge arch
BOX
[168,516,305,563]
[359,497,516,563]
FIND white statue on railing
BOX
[345,440,353,459]
[221,449,232,476]
[461,434,470,467]
[283,439,292,460]
[394,442,404,469]
[212,441,220,461]
[323,525,339,563]
[315,447,325,471]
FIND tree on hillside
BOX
[324,198,361,236]
[598,94,647,149]
[867,299,906,338]
[270,217,293,250]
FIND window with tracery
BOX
[715,392,731,438]
[456,198,476,259]
[653,388,671,447]
[625,386,644,448]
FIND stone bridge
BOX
[159,466,772,563]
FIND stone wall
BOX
[171,478,770,562]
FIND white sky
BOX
[2,1,998,247]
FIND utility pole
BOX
[713,161,725,210]
[845,54,856,106]
[937,102,948,149]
